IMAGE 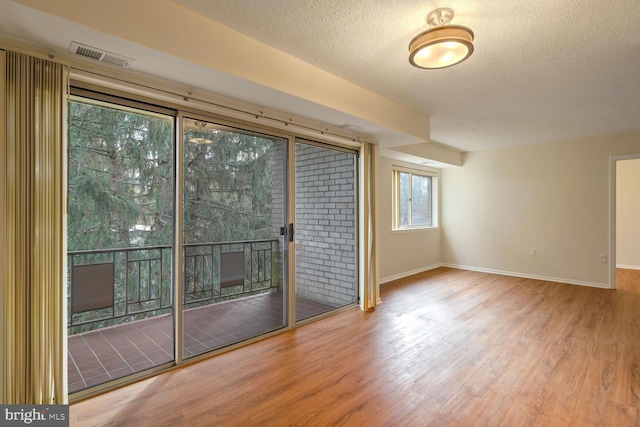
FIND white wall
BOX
[617,158,640,269]
[441,132,640,287]
[378,156,441,283]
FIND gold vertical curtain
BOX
[1,50,67,404]
[361,141,380,310]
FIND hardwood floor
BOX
[70,267,640,426]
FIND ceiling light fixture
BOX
[409,8,474,69]
[188,121,213,144]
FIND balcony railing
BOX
[67,239,280,334]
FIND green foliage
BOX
[68,99,173,250]
[68,99,280,250]
[182,124,278,244]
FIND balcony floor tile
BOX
[69,292,334,394]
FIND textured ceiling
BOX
[1,0,639,154]
[172,0,640,151]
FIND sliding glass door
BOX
[294,139,358,321]
[67,94,175,393]
[66,88,359,396]
[181,118,289,358]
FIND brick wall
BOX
[294,143,357,307]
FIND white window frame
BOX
[392,166,439,230]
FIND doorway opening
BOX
[610,154,640,290]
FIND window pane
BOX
[182,119,288,359]
[411,174,432,226]
[67,97,175,393]
[295,142,358,321]
[399,172,410,227]
[68,99,174,250]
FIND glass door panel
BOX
[294,140,358,321]
[67,95,175,394]
[182,118,288,359]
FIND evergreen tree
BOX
[68,99,173,251]
[68,101,277,250]
[183,123,275,244]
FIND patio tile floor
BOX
[68,292,334,393]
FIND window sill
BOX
[392,226,440,234]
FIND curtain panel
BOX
[1,50,67,404]
[360,141,380,310]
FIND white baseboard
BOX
[440,263,611,289]
[380,263,443,285]
[379,263,612,289]
[617,264,640,271]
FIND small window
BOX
[393,167,437,230]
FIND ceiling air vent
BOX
[70,42,134,68]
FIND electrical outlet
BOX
[599,254,607,263]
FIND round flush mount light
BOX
[188,121,213,144]
[409,8,474,69]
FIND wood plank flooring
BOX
[70,267,640,426]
